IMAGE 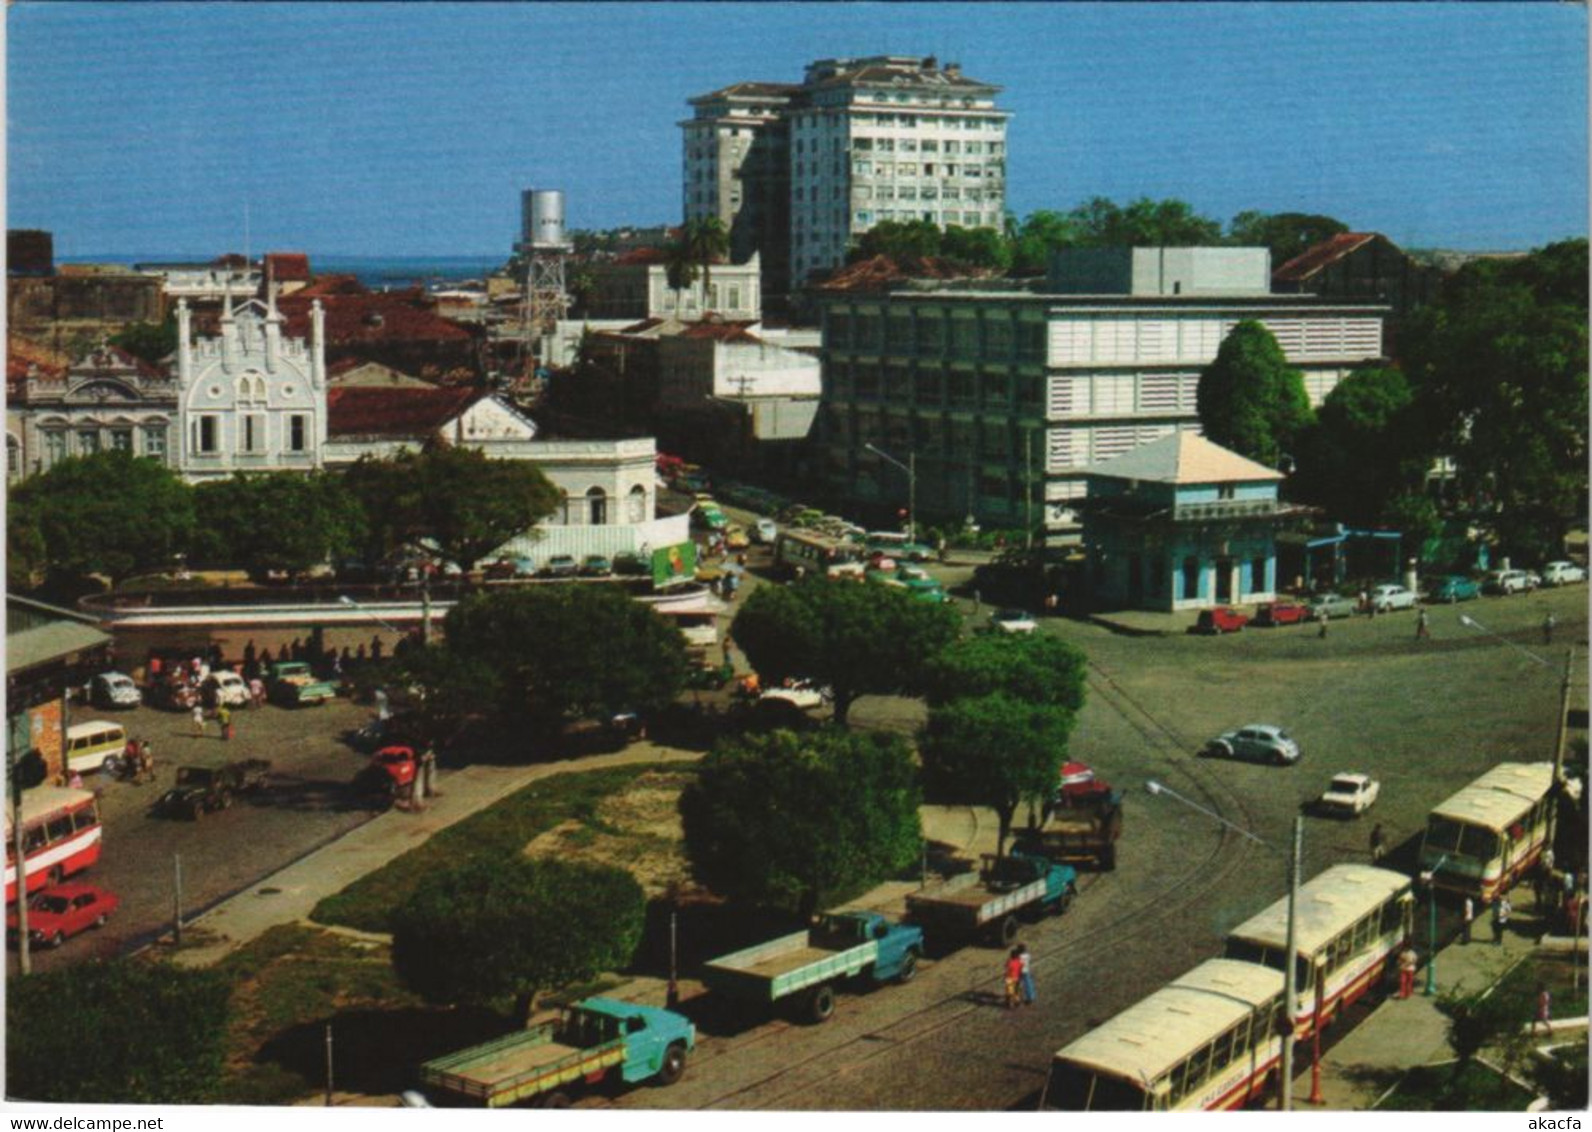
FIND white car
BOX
[990,608,1038,635]
[1482,569,1532,595]
[203,670,251,708]
[1541,561,1587,586]
[1202,724,1301,766]
[89,672,142,710]
[1370,584,1417,612]
[758,680,831,711]
[753,518,779,545]
[1317,773,1380,817]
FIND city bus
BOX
[773,530,864,580]
[1042,958,1286,1111]
[1223,864,1413,1036]
[1419,762,1555,902]
[4,787,103,903]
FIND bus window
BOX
[73,806,99,832]
[1425,817,1465,854]
[23,827,46,853]
[1184,1041,1212,1092]
[45,815,73,842]
[1458,825,1500,859]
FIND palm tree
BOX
[663,235,700,316]
[682,217,730,312]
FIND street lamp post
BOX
[865,443,916,540]
[1147,780,1303,1110]
[338,595,404,637]
[1457,613,1550,668]
[1422,854,1449,996]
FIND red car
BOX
[1195,606,1250,634]
[365,745,418,791]
[1057,760,1113,803]
[1252,601,1309,627]
[7,883,119,949]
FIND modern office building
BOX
[683,56,1009,298]
[814,247,1389,540]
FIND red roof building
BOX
[326,385,484,439]
[1273,232,1443,314]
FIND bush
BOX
[7,960,230,1103]
[390,857,645,1011]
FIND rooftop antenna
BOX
[244,201,251,267]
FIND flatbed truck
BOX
[1017,789,1124,871]
[906,854,1077,946]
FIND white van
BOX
[65,721,129,775]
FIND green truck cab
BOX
[418,996,695,1108]
[906,853,1078,947]
[266,661,337,707]
[702,910,923,1024]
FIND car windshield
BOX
[31,895,69,914]
[998,610,1024,620]
[1330,777,1360,792]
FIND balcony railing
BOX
[1173,498,1281,521]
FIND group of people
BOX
[1002,943,1036,1009]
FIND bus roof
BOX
[66,720,123,740]
[1051,959,1284,1085]
[4,786,96,831]
[1226,864,1412,957]
[1428,762,1555,833]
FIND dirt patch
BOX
[522,770,692,897]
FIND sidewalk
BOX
[166,743,704,968]
[1290,889,1553,1109]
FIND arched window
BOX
[627,484,647,524]
[6,434,20,480]
[237,373,266,404]
[587,486,608,526]
[557,491,571,525]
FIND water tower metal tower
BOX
[517,189,571,363]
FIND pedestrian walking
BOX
[1533,984,1553,1036]
[1544,612,1557,645]
[1318,608,1329,638]
[1462,895,1475,944]
[192,703,206,737]
[1416,609,1430,639]
[1003,948,1023,1010]
[1359,589,1370,616]
[1397,941,1418,999]
[249,676,265,708]
[217,704,233,741]
[1017,943,1036,1006]
[1493,894,1512,944]
[139,740,154,782]
[1370,823,1386,864]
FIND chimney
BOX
[945,62,962,78]
[922,56,936,71]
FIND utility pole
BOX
[11,753,30,977]
[1280,815,1302,1112]
[1549,647,1576,848]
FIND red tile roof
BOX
[614,248,671,266]
[292,274,368,297]
[326,386,483,438]
[7,336,69,384]
[815,254,994,292]
[277,292,475,345]
[264,252,312,281]
[1273,233,1379,283]
[678,320,761,343]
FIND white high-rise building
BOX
[683,56,1009,298]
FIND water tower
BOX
[516,189,572,362]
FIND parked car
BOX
[1055,760,1113,804]
[758,680,831,711]
[1429,575,1481,603]
[724,525,750,551]
[483,556,535,580]
[89,672,142,710]
[1252,601,1309,628]
[1540,560,1587,586]
[6,884,119,949]
[1308,593,1357,620]
[202,670,251,708]
[543,555,580,578]
[1194,606,1250,634]
[990,608,1038,635]
[1482,569,1533,595]
[356,745,418,797]
[267,661,337,707]
[1201,724,1301,766]
[1370,584,1418,612]
[613,552,650,576]
[580,555,613,577]
[753,518,779,545]
[155,760,272,819]
[1316,773,1380,817]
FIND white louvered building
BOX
[816,247,1388,538]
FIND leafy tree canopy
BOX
[1293,365,1420,526]
[1227,211,1350,268]
[192,470,365,576]
[730,576,960,725]
[108,315,179,366]
[679,727,921,914]
[922,632,1088,712]
[391,857,645,1017]
[7,960,231,1103]
[10,450,194,581]
[1069,196,1223,248]
[1196,320,1313,468]
[919,693,1076,854]
[440,584,688,725]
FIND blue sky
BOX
[8,2,1587,257]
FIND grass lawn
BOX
[310,762,689,933]
[1375,1061,1536,1111]
[1495,951,1591,1020]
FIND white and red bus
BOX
[1419,762,1555,902]
[4,787,103,903]
[1223,863,1413,1037]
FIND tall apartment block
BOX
[682,56,1009,304]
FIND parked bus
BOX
[1043,958,1286,1111]
[1223,864,1413,1037]
[773,530,864,580]
[4,787,103,903]
[1419,762,1555,902]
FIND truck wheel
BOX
[1053,887,1075,916]
[49,931,64,949]
[102,755,121,776]
[806,984,837,1024]
[655,1042,688,1086]
[897,950,919,984]
[998,915,1020,946]
[542,1092,571,1109]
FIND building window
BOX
[1217,483,1236,500]
[287,414,307,453]
[77,429,100,456]
[628,484,647,524]
[1251,557,1267,593]
[43,431,66,467]
[143,425,168,462]
[110,429,134,453]
[587,486,608,526]
[6,435,19,479]
[237,373,267,404]
[192,415,219,455]
[240,414,265,453]
[1182,557,1201,601]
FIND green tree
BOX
[1227,211,1350,267]
[1069,196,1223,247]
[108,314,179,365]
[919,693,1077,854]
[730,576,960,726]
[922,632,1088,712]
[438,584,688,726]
[682,215,730,300]
[391,857,645,1020]
[7,960,230,1103]
[1293,365,1420,525]
[1009,210,1079,276]
[342,453,422,567]
[10,450,194,581]
[940,224,1011,270]
[192,470,365,576]
[679,728,922,913]
[1437,978,1533,1084]
[850,219,944,262]
[7,502,48,591]
[1197,320,1313,467]
[1402,239,1588,563]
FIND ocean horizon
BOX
[57,253,509,289]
